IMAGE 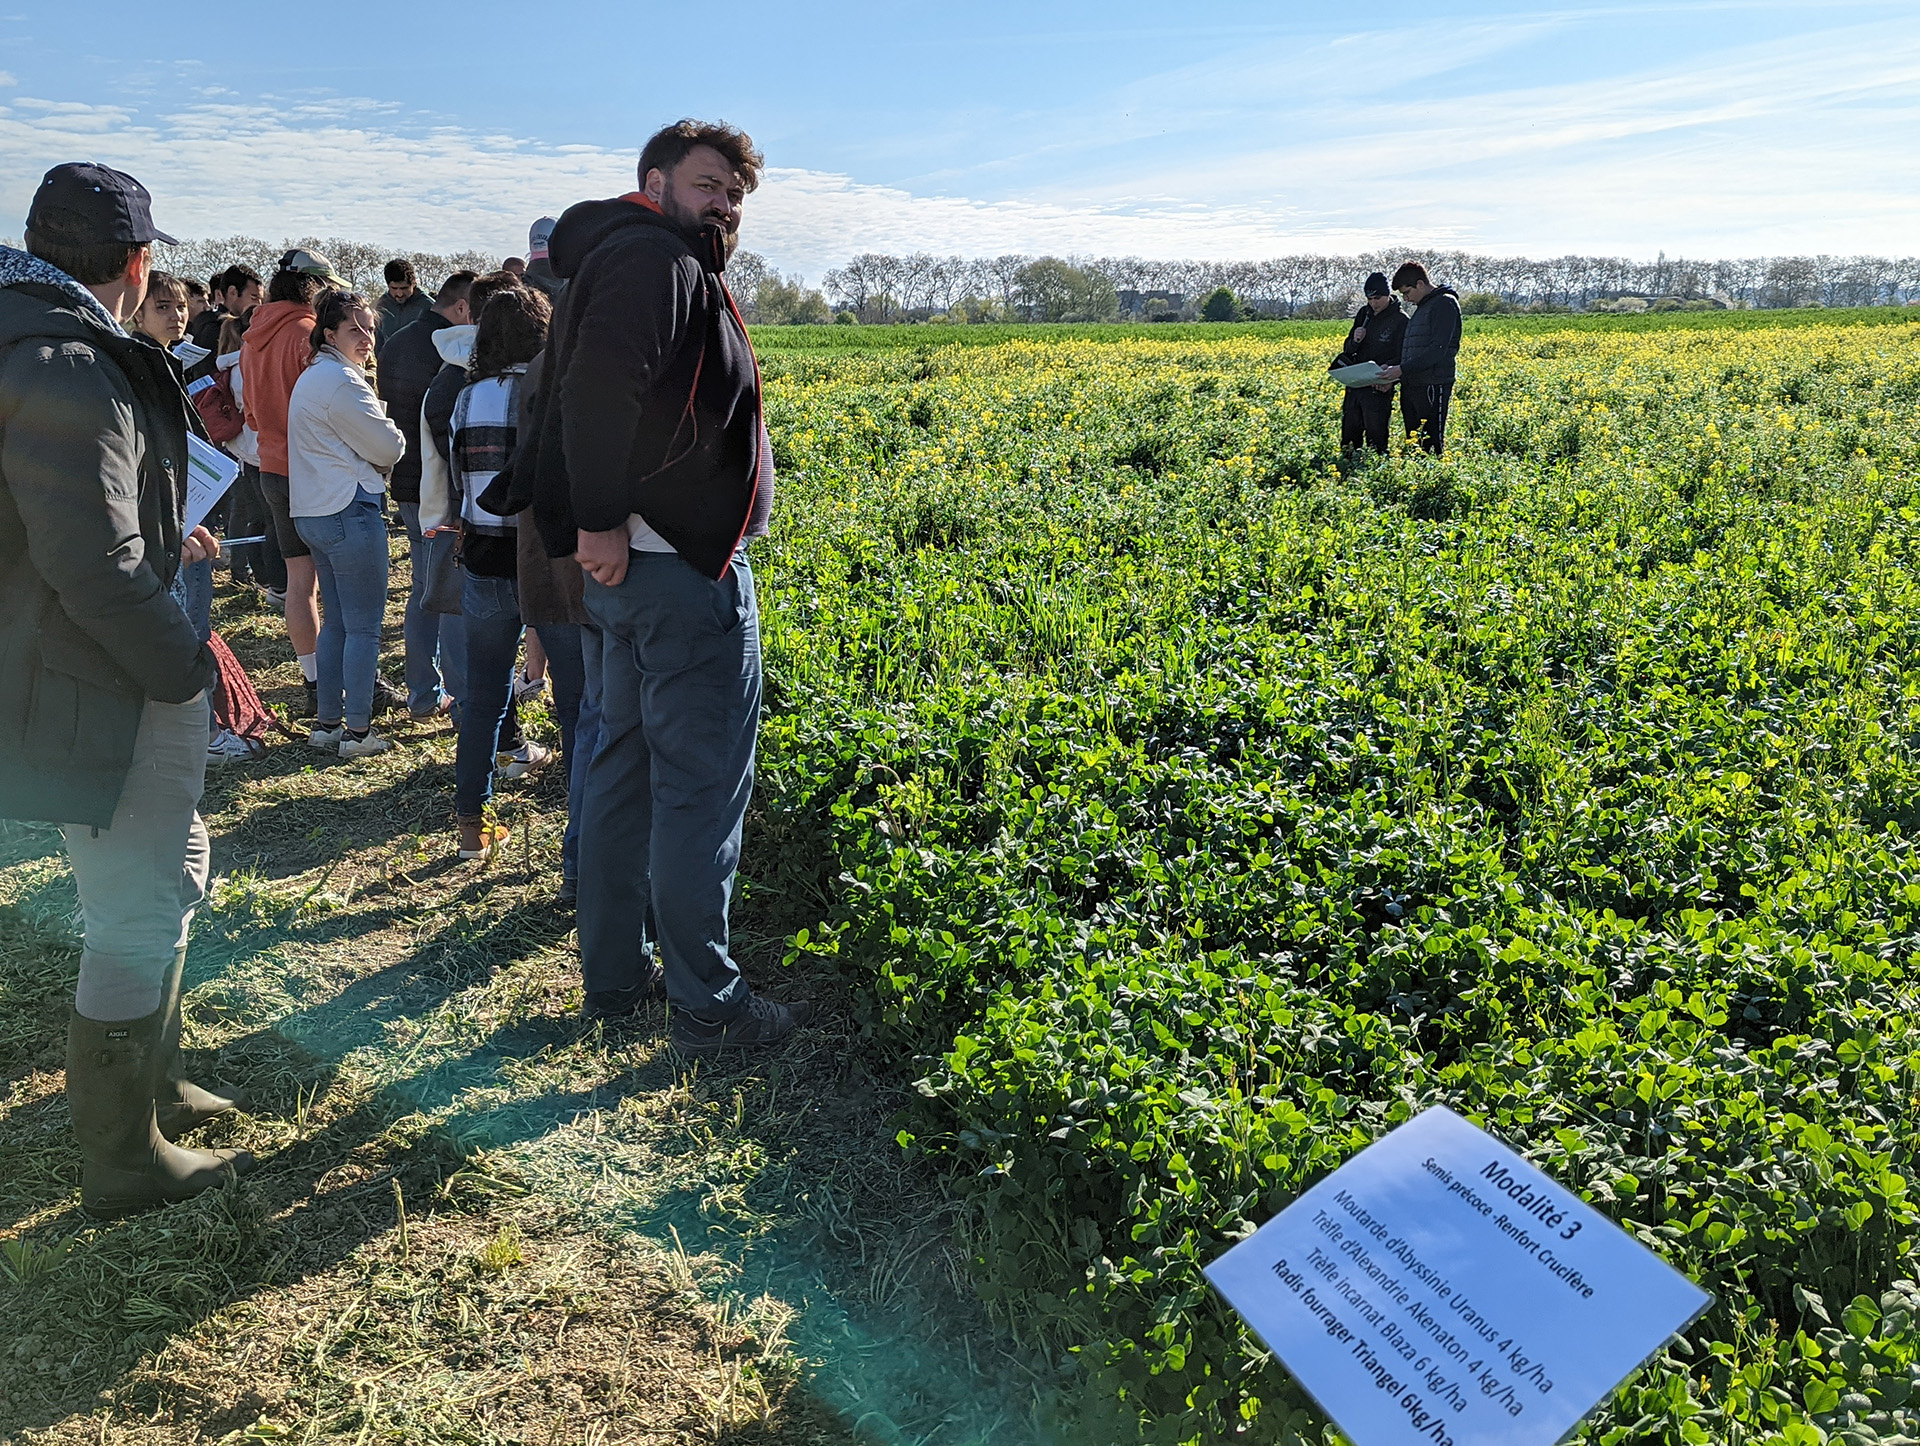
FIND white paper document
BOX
[1205,1106,1711,1446]
[183,435,241,534]
[1331,361,1386,387]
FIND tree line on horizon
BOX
[780,248,1920,323]
[18,232,1918,326]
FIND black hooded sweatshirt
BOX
[1332,300,1407,371]
[1398,285,1463,388]
[513,196,763,581]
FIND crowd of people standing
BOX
[0,121,808,1219]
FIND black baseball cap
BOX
[1364,271,1391,298]
[26,162,176,248]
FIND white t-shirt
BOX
[626,512,677,552]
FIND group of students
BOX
[155,232,591,869]
[3,141,802,1221]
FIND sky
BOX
[2,1,1918,281]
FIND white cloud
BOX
[0,71,15,88]
[0,94,1412,275]
[1064,19,1920,256]
[1,18,1916,279]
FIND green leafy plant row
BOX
[747,318,1920,1443]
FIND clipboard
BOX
[184,435,241,533]
[1330,361,1386,388]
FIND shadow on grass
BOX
[0,891,584,1432]
[0,724,1043,1443]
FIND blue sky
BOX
[3,1,1917,278]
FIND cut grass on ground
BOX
[0,539,1047,1446]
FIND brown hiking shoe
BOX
[457,814,510,860]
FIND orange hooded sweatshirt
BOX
[239,300,316,475]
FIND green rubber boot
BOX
[67,1004,253,1220]
[153,946,248,1140]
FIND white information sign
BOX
[1205,1107,1710,1446]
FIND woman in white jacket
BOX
[288,291,406,758]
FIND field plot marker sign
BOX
[1205,1106,1710,1446]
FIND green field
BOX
[4,310,1920,1444]
[750,311,1920,1443]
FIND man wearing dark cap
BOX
[1330,272,1407,454]
[0,163,254,1216]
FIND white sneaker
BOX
[207,728,260,764]
[308,724,344,751]
[512,669,548,702]
[496,739,550,780]
[339,729,393,759]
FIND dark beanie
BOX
[1364,272,1390,298]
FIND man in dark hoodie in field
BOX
[1330,270,1406,454]
[1378,261,1463,455]
[375,258,435,357]
[515,119,801,1053]
[0,164,253,1217]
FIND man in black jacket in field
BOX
[0,164,253,1217]
[518,118,803,1053]
[1378,261,1463,455]
[1331,270,1406,453]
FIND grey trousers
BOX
[578,550,760,1021]
[61,694,211,1022]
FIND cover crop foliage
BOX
[746,315,1920,1444]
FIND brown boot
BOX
[153,946,247,1141]
[67,1005,253,1220]
[457,813,510,861]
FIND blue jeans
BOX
[295,495,390,730]
[397,501,466,714]
[579,550,759,1019]
[456,573,524,817]
[454,572,587,818]
[566,623,604,884]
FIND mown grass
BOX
[0,557,1041,1445]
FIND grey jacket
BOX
[1399,286,1463,387]
[0,246,213,826]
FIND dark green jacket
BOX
[374,288,434,357]
[0,246,214,827]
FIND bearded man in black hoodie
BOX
[517,119,803,1053]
